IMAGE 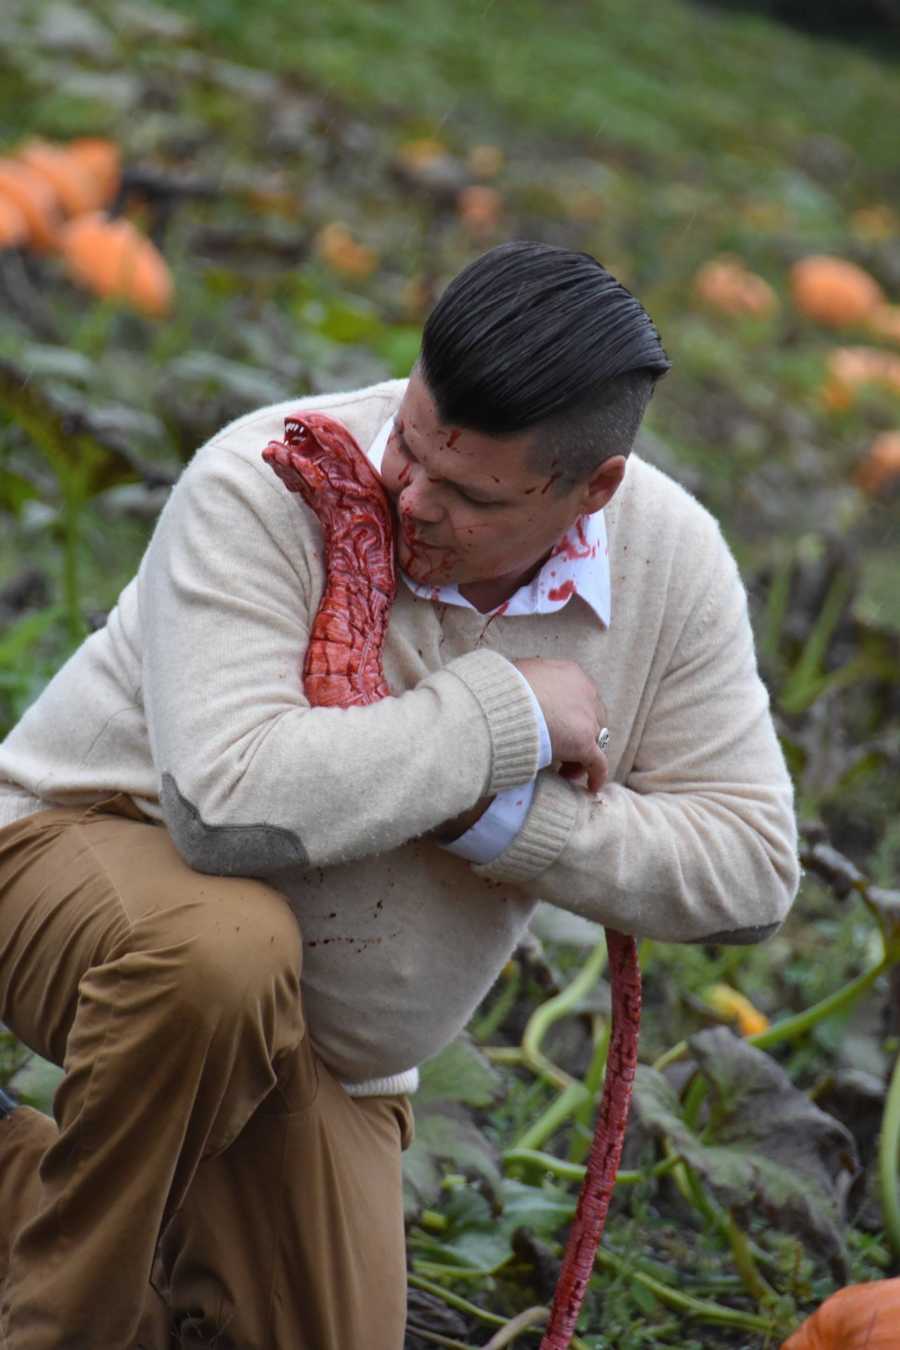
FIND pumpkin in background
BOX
[457,185,504,238]
[0,159,62,249]
[0,195,28,249]
[65,138,121,207]
[855,430,900,494]
[781,1277,900,1348]
[18,140,111,216]
[821,346,900,411]
[314,222,379,280]
[58,212,173,318]
[791,255,885,328]
[692,256,779,318]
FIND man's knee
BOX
[126,877,303,1038]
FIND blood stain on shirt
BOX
[547,580,576,602]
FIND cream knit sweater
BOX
[0,379,799,1092]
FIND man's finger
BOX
[558,761,583,781]
[558,751,608,794]
[586,750,608,795]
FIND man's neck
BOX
[458,555,549,614]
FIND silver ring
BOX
[597,727,609,751]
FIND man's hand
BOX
[515,657,609,794]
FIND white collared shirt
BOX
[366,415,611,862]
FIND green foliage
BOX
[636,1035,856,1278]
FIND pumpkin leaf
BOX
[166,351,291,408]
[403,1034,505,1218]
[0,357,143,494]
[10,1052,63,1113]
[403,1104,501,1219]
[0,466,39,514]
[414,1032,505,1109]
[411,1176,577,1274]
[633,1028,859,1278]
[0,605,63,665]
[500,1177,578,1236]
[855,550,900,634]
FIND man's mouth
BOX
[399,524,448,555]
[398,532,459,582]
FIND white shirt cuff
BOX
[441,662,551,865]
[442,779,538,864]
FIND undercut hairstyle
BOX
[420,241,671,491]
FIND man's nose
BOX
[398,469,444,525]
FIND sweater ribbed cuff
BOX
[341,1067,419,1098]
[0,785,45,829]
[472,770,579,884]
[442,650,539,794]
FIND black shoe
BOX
[0,1086,17,1118]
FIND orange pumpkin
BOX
[314,222,378,280]
[66,138,121,206]
[692,257,779,319]
[791,255,885,328]
[0,159,62,250]
[17,140,104,216]
[781,1277,900,1348]
[58,212,173,317]
[0,195,28,248]
[821,346,900,411]
[457,185,503,237]
[855,430,900,494]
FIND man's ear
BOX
[582,455,627,513]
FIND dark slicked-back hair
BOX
[420,241,671,490]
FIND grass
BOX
[154,0,900,176]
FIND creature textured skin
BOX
[263,412,396,706]
[263,411,642,1349]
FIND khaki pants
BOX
[0,796,413,1349]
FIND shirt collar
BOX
[366,415,611,627]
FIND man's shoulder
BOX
[614,452,726,560]
[156,379,406,545]
[203,378,407,467]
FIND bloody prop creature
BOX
[263,411,396,706]
[263,412,642,1349]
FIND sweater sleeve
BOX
[472,530,800,945]
[140,442,539,876]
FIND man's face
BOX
[381,370,618,600]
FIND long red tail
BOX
[540,930,641,1348]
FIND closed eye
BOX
[457,487,502,506]
[393,432,505,507]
